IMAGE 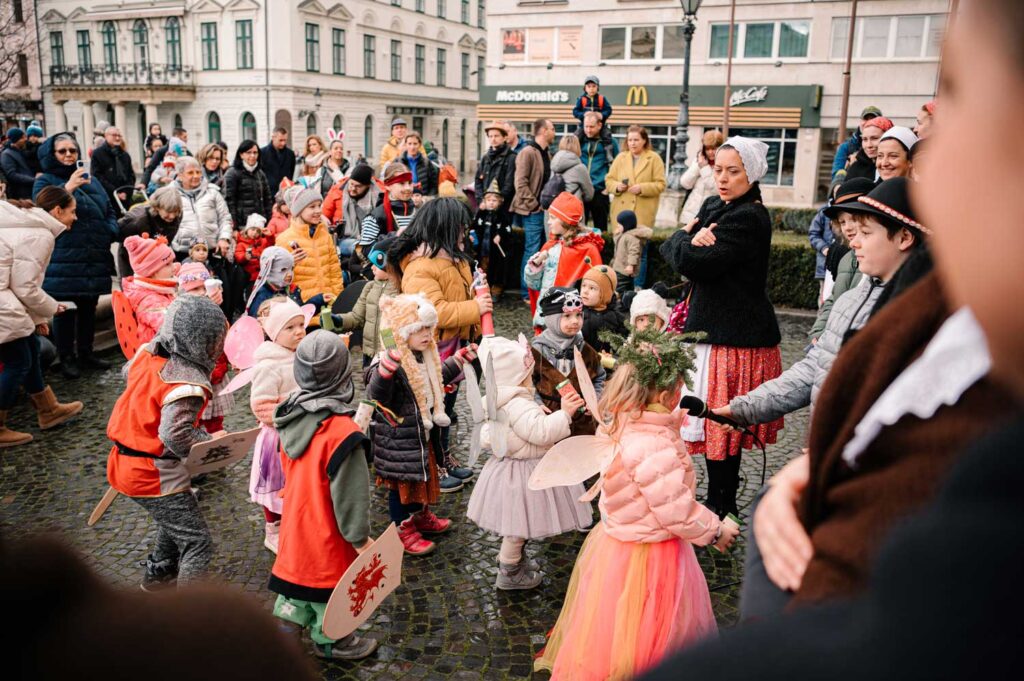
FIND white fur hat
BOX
[480,334,535,388]
[630,289,671,326]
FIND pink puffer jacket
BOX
[599,408,721,545]
[122,277,176,342]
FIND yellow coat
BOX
[606,149,667,229]
[400,249,480,341]
[378,137,402,172]
[275,218,343,301]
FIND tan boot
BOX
[0,410,33,448]
[28,386,83,430]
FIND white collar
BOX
[842,307,991,467]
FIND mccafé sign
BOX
[626,86,648,106]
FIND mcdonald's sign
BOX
[626,86,648,107]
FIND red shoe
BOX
[412,508,452,535]
[398,518,436,555]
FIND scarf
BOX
[243,161,258,172]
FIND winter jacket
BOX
[511,142,550,216]
[117,205,182,276]
[90,143,137,209]
[810,250,862,340]
[550,150,595,202]
[399,249,479,341]
[266,206,289,236]
[259,144,296,199]
[0,202,65,343]
[660,185,781,348]
[141,142,191,187]
[0,145,35,199]
[246,282,315,318]
[582,305,626,354]
[612,226,653,275]
[808,207,835,279]
[680,161,716,224]
[32,135,119,298]
[581,135,620,192]
[531,340,605,437]
[572,92,613,125]
[275,219,343,301]
[366,355,462,482]
[607,149,666,229]
[482,385,572,460]
[599,408,720,545]
[173,181,234,257]
[223,165,273,228]
[121,277,176,343]
[731,277,885,426]
[235,232,272,281]
[322,178,381,239]
[378,137,402,172]
[359,196,414,246]
[249,341,298,426]
[400,152,438,197]
[474,143,518,208]
[318,159,351,197]
[339,278,397,357]
[831,130,862,179]
[524,233,604,327]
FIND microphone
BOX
[679,395,743,429]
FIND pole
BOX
[935,0,959,96]
[668,17,697,190]
[722,0,737,136]
[837,0,860,142]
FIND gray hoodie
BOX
[551,150,595,202]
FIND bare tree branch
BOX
[0,2,36,96]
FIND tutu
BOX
[535,522,717,680]
[249,424,284,514]
[467,457,593,539]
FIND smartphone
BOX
[379,328,398,351]
[76,159,90,179]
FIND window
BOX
[459,119,466,172]
[415,44,425,84]
[438,0,446,20]
[166,18,182,69]
[477,55,484,88]
[132,20,149,66]
[174,113,183,128]
[306,113,317,136]
[332,28,346,74]
[208,112,222,143]
[662,25,686,60]
[236,20,253,69]
[599,27,625,60]
[363,35,376,78]
[17,54,28,86]
[460,52,469,89]
[831,14,945,60]
[709,20,809,60]
[50,32,65,70]
[101,21,117,68]
[416,0,425,12]
[437,48,446,86]
[201,22,218,70]
[442,120,449,158]
[305,23,320,72]
[390,39,402,81]
[392,0,400,5]
[76,30,92,68]
[364,115,374,158]
[412,116,424,136]
[630,26,656,60]
[601,25,695,62]
[241,112,257,141]
[461,0,470,24]
[725,127,797,186]
[478,0,485,28]
[333,114,343,132]
[13,0,23,23]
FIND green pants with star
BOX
[272,595,335,645]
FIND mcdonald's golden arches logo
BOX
[626,86,649,106]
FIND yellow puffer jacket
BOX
[400,248,480,341]
[275,219,343,300]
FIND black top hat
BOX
[823,177,876,219]
[840,177,929,235]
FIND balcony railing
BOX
[49,64,195,88]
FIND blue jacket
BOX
[581,136,620,192]
[572,92,613,125]
[1,145,35,199]
[832,130,862,179]
[33,134,119,297]
[808,205,835,279]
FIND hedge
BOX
[767,206,820,234]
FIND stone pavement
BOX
[0,298,811,680]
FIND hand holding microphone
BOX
[679,395,743,431]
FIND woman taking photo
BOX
[33,133,119,378]
[224,140,273,228]
[660,136,783,519]
[197,143,226,190]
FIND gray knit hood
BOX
[154,294,227,390]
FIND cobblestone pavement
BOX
[0,298,811,680]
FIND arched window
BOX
[241,112,257,141]
[101,21,117,68]
[165,18,181,70]
[364,115,374,159]
[459,119,467,172]
[442,119,449,159]
[333,114,343,133]
[208,111,222,143]
[132,20,149,66]
[173,113,183,129]
[306,113,317,136]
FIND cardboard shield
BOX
[111,290,141,360]
[185,427,260,476]
[322,523,404,641]
[331,279,368,347]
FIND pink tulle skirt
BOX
[535,522,717,680]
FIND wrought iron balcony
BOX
[49,64,195,88]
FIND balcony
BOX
[49,63,195,88]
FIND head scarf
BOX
[880,126,919,153]
[721,136,770,183]
[154,295,227,389]
[246,246,295,311]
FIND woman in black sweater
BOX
[660,136,782,517]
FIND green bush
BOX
[767,206,820,234]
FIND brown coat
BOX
[399,249,480,341]
[532,343,603,436]
[511,144,546,216]
[795,273,1015,606]
[612,225,653,274]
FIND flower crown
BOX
[599,327,705,390]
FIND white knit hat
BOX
[245,213,267,230]
[629,289,671,326]
[479,335,535,388]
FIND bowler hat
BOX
[822,178,876,219]
[842,177,929,235]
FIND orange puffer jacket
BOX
[275,218,343,300]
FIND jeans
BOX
[614,272,635,299]
[0,335,45,409]
[388,489,423,524]
[519,211,545,294]
[636,241,649,288]
[52,294,99,359]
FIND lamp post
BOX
[667,0,703,190]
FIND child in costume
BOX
[249,298,312,554]
[121,234,178,342]
[269,330,378,661]
[580,264,626,354]
[571,75,615,152]
[365,293,477,556]
[524,192,604,328]
[338,237,399,367]
[472,180,515,297]
[183,240,213,275]
[235,213,272,284]
[611,209,653,297]
[535,329,739,679]
[106,294,228,590]
[466,336,592,590]
[246,246,327,318]
[178,263,233,433]
[630,288,672,333]
[358,163,416,256]
[531,287,606,436]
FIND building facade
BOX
[37,0,487,175]
[482,0,946,208]
[0,0,45,131]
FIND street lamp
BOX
[667,0,703,190]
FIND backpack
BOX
[539,173,566,209]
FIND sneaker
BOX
[264,521,280,554]
[447,465,475,481]
[412,508,451,535]
[313,634,379,660]
[439,474,464,493]
[495,560,542,591]
[140,555,178,592]
[518,552,540,573]
[398,518,436,555]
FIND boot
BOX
[140,554,178,592]
[704,459,724,519]
[313,634,379,660]
[720,454,742,519]
[28,386,84,430]
[59,355,81,379]
[495,559,542,591]
[412,507,451,535]
[264,521,280,554]
[80,354,112,371]
[517,549,540,573]
[398,518,435,556]
[0,410,33,448]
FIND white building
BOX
[36,0,487,174]
[482,0,947,207]
[0,0,45,131]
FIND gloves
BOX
[378,349,402,379]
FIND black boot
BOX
[720,454,743,518]
[59,355,81,379]
[140,554,178,592]
[80,354,112,370]
[704,459,724,519]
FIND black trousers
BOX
[585,193,610,233]
[704,453,742,518]
[52,294,99,359]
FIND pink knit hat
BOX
[177,262,210,292]
[261,299,315,342]
[124,234,175,278]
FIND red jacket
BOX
[235,233,272,282]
